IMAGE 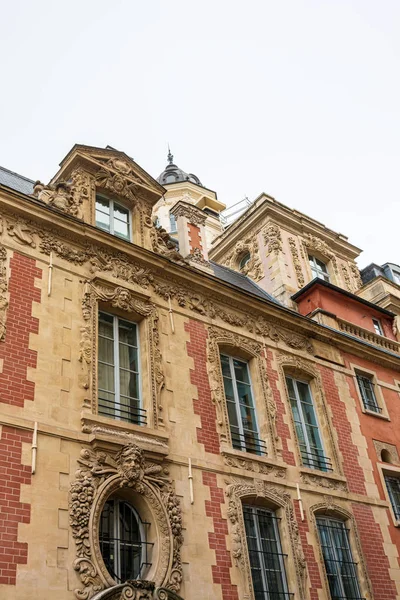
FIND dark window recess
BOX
[356,374,381,413]
[385,476,400,520]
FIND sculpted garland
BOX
[0,241,8,341]
[0,211,314,357]
[69,443,183,600]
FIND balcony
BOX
[338,318,400,354]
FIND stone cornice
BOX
[1,186,399,370]
[210,193,361,262]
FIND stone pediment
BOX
[52,144,165,206]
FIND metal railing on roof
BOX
[220,196,254,228]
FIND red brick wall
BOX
[202,471,238,600]
[188,223,203,253]
[294,503,322,600]
[265,350,296,465]
[352,503,397,600]
[0,252,41,407]
[185,320,220,454]
[0,426,32,585]
[318,365,366,495]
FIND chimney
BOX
[170,201,212,272]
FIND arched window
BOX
[243,504,290,599]
[99,498,150,583]
[316,516,362,600]
[239,252,251,271]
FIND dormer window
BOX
[95,194,131,241]
[308,255,330,282]
[372,318,383,336]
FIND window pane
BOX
[120,369,139,400]
[237,382,253,407]
[220,355,231,378]
[119,320,137,347]
[99,364,115,394]
[119,344,139,372]
[114,204,129,223]
[227,400,239,428]
[286,377,296,399]
[386,476,400,519]
[233,359,250,384]
[114,218,130,239]
[223,377,235,403]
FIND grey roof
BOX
[157,149,203,187]
[0,166,35,195]
[210,261,280,304]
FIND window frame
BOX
[95,194,131,241]
[243,504,290,600]
[372,318,383,336]
[308,254,330,282]
[220,353,265,455]
[99,497,150,583]
[377,461,400,527]
[285,376,331,472]
[316,516,363,600]
[98,311,145,426]
[169,212,177,233]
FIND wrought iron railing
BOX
[301,449,333,472]
[98,397,147,426]
[231,431,267,456]
[99,536,153,583]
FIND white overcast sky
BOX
[0,0,399,268]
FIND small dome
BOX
[157,148,203,187]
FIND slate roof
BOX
[0,166,35,195]
[210,261,279,304]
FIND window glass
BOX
[309,255,330,282]
[239,252,251,271]
[96,195,130,240]
[317,518,363,600]
[385,476,400,520]
[220,354,264,455]
[243,506,289,599]
[356,373,380,413]
[286,376,329,471]
[372,318,383,336]
[98,312,143,425]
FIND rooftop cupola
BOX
[157,147,203,187]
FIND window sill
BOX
[81,413,169,457]
[221,445,287,478]
[363,409,390,421]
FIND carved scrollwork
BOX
[171,202,207,227]
[341,265,352,291]
[81,280,164,428]
[223,237,264,282]
[0,244,9,341]
[302,234,338,275]
[207,327,278,457]
[226,480,306,600]
[350,263,363,289]
[222,452,286,478]
[70,444,183,600]
[150,227,187,266]
[263,223,282,255]
[300,472,348,491]
[288,237,305,288]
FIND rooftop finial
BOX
[167,144,174,165]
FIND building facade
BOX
[0,145,400,600]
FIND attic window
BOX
[95,195,131,241]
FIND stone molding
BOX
[207,326,279,457]
[300,470,348,492]
[373,439,399,465]
[0,239,8,341]
[221,450,286,478]
[222,237,264,282]
[226,479,307,600]
[309,500,373,600]
[276,353,343,475]
[69,443,183,600]
[170,201,207,227]
[80,279,165,429]
[288,237,305,288]
[263,223,282,255]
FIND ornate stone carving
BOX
[223,237,263,282]
[171,203,207,227]
[226,480,306,600]
[207,327,278,457]
[33,180,84,217]
[309,501,373,600]
[288,237,305,288]
[276,353,342,475]
[188,247,209,267]
[350,263,363,289]
[341,265,352,291]
[81,280,164,428]
[81,421,169,454]
[7,219,36,247]
[150,227,187,265]
[0,244,8,341]
[263,223,282,255]
[302,234,338,275]
[96,169,137,203]
[222,452,286,478]
[373,440,399,465]
[300,472,348,491]
[69,444,183,600]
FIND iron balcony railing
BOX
[301,448,333,472]
[99,537,153,583]
[231,431,267,456]
[98,397,147,426]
